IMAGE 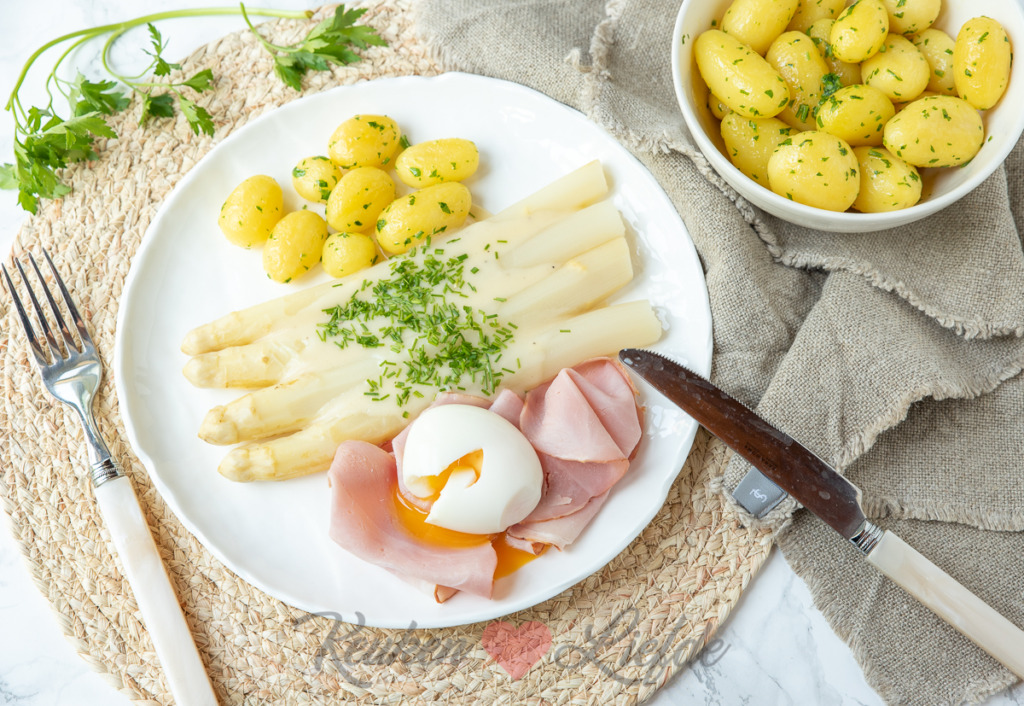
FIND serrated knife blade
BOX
[619,348,1024,678]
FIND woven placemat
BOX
[0,3,774,703]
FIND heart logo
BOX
[481,620,552,680]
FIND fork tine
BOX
[40,248,93,349]
[28,252,80,355]
[14,258,64,363]
[1,262,49,366]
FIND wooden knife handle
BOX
[95,475,219,705]
[867,529,1024,679]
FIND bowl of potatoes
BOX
[671,0,1024,232]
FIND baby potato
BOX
[767,131,860,211]
[816,84,896,146]
[376,182,472,256]
[327,115,402,169]
[862,34,930,102]
[263,210,328,283]
[395,138,480,188]
[787,0,846,33]
[325,167,396,233]
[766,31,831,131]
[291,156,342,204]
[912,29,959,96]
[694,30,790,118]
[721,0,800,55]
[883,95,985,167]
[721,114,796,184]
[217,175,283,248]
[853,146,922,212]
[321,232,380,278]
[831,0,890,63]
[954,17,1012,110]
[880,0,940,35]
[709,93,732,120]
[807,19,863,86]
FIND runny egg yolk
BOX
[393,450,545,579]
[415,450,483,502]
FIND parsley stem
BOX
[4,6,312,113]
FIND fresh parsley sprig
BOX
[241,4,387,91]
[1,5,386,214]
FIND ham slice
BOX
[327,440,497,598]
[514,358,642,537]
[508,491,611,551]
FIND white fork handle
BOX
[867,530,1024,679]
[94,476,219,705]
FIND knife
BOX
[619,348,1024,679]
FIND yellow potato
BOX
[395,138,480,188]
[806,18,863,86]
[720,113,796,184]
[291,156,342,204]
[709,93,732,120]
[912,29,959,96]
[831,0,890,63]
[766,31,831,131]
[954,16,1013,110]
[721,0,801,54]
[375,182,472,256]
[325,167,396,233]
[217,175,284,249]
[787,0,846,33]
[767,131,860,210]
[883,95,985,167]
[694,30,791,118]
[327,115,402,169]
[816,84,896,146]
[862,33,930,102]
[262,210,328,283]
[321,232,380,278]
[853,146,922,212]
[880,0,940,35]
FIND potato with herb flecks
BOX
[291,156,342,204]
[787,0,846,33]
[954,16,1013,110]
[881,0,940,35]
[721,0,800,55]
[767,131,860,210]
[322,232,380,278]
[853,146,922,212]
[830,0,890,63]
[375,182,472,256]
[327,115,402,169]
[913,29,959,96]
[263,210,328,283]
[721,114,795,184]
[395,138,480,188]
[806,18,862,87]
[218,175,283,248]
[326,167,396,233]
[766,31,831,131]
[883,95,985,167]
[694,30,790,118]
[816,84,896,146]
[862,34,931,102]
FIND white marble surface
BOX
[1,2,1022,705]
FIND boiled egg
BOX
[401,404,543,534]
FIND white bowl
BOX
[671,0,1024,233]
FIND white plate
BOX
[114,72,712,629]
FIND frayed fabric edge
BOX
[775,250,1024,341]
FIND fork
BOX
[3,250,218,706]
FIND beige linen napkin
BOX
[415,1,1024,704]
